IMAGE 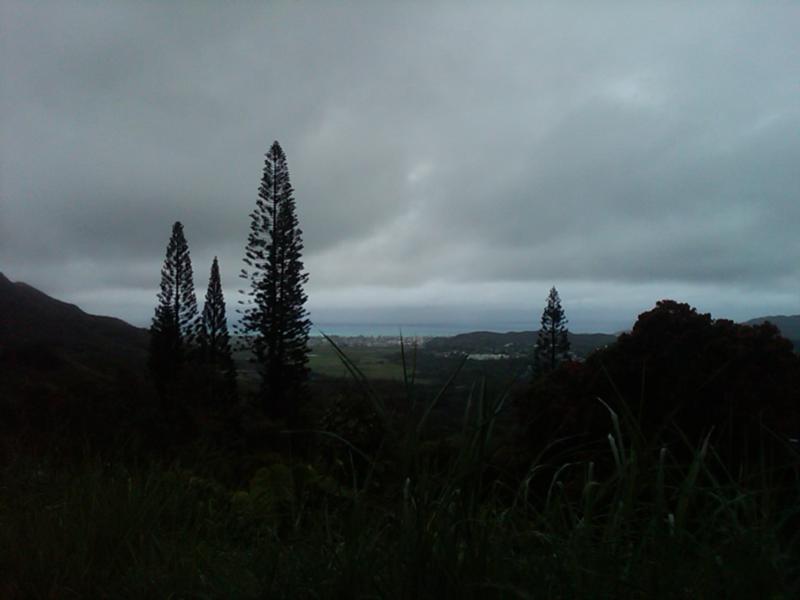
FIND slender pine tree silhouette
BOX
[533,286,571,373]
[199,256,237,404]
[149,221,199,396]
[238,141,310,421]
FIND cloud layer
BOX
[2,2,798,331]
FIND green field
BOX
[308,344,406,381]
[235,342,409,382]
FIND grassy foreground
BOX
[2,389,799,599]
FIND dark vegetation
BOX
[149,221,201,405]
[198,257,238,406]
[533,286,571,373]
[238,141,311,423]
[1,143,799,597]
[745,314,800,350]
[2,277,799,598]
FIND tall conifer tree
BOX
[533,286,571,373]
[149,221,199,393]
[239,141,310,420]
[199,256,237,402]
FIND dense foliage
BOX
[2,364,798,598]
[521,300,800,467]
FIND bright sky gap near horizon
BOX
[1,2,798,334]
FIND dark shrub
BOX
[519,300,800,465]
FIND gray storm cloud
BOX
[1,1,798,331]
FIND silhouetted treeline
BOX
[139,140,311,448]
[517,300,800,467]
[146,222,239,444]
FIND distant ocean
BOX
[309,323,534,337]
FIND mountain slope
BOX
[0,272,148,367]
[0,273,154,441]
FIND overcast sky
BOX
[2,1,798,333]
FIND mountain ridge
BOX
[423,330,618,358]
[0,271,149,369]
[1,272,796,360]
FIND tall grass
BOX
[1,341,798,598]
